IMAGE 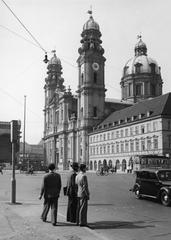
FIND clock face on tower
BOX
[92,62,99,71]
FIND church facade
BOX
[43,12,171,171]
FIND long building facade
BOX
[43,11,171,171]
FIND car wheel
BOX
[160,191,171,206]
[134,186,141,199]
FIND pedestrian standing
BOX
[0,166,3,175]
[75,163,90,227]
[66,162,79,223]
[39,163,61,226]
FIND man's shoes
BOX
[41,217,46,222]
[52,223,57,226]
[79,224,88,227]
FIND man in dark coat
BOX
[66,162,79,223]
[39,163,61,226]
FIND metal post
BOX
[23,95,26,169]
[11,142,16,203]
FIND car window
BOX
[148,172,158,180]
[158,171,171,181]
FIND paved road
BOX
[0,171,171,240]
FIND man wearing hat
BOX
[39,163,61,226]
[66,162,79,223]
[75,163,90,227]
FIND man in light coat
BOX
[75,163,90,227]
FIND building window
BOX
[103,146,106,154]
[130,140,134,152]
[125,141,129,152]
[120,130,124,138]
[100,135,102,141]
[135,140,139,151]
[151,84,156,95]
[168,120,171,130]
[153,121,158,131]
[153,138,158,149]
[125,128,128,137]
[141,139,145,151]
[93,106,97,117]
[135,126,139,135]
[147,138,151,150]
[81,73,84,85]
[135,63,141,74]
[147,123,151,132]
[168,135,171,149]
[128,83,132,96]
[121,142,124,152]
[112,144,115,153]
[107,145,110,154]
[111,132,114,139]
[107,132,110,140]
[135,84,142,96]
[150,63,156,74]
[116,143,119,153]
[81,107,83,118]
[130,127,134,136]
[94,72,97,83]
[103,134,106,141]
[100,146,102,154]
[141,125,145,134]
[116,131,119,138]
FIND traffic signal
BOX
[10,120,22,143]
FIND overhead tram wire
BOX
[1,0,47,59]
[0,24,41,49]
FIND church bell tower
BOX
[77,10,106,165]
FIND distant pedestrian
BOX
[39,163,61,226]
[66,162,79,224]
[0,166,3,175]
[75,163,90,227]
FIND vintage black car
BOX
[132,168,171,206]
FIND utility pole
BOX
[10,120,21,203]
[23,95,26,170]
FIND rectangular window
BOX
[93,107,97,117]
[125,141,129,152]
[116,131,119,138]
[130,127,134,136]
[107,132,110,140]
[141,125,145,134]
[112,144,115,153]
[125,128,128,137]
[121,143,124,152]
[135,140,139,151]
[103,134,106,141]
[147,123,151,132]
[141,139,145,151]
[168,135,171,149]
[130,141,134,152]
[154,138,158,149]
[147,139,151,150]
[153,121,158,131]
[116,143,119,153]
[120,130,124,138]
[135,126,139,135]
[111,132,114,139]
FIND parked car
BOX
[131,168,171,206]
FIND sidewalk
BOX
[0,200,109,240]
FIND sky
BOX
[0,0,171,144]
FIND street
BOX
[0,171,171,240]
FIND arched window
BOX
[135,63,142,74]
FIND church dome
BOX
[123,37,161,77]
[48,51,61,66]
[83,11,100,31]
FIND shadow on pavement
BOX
[89,220,155,230]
